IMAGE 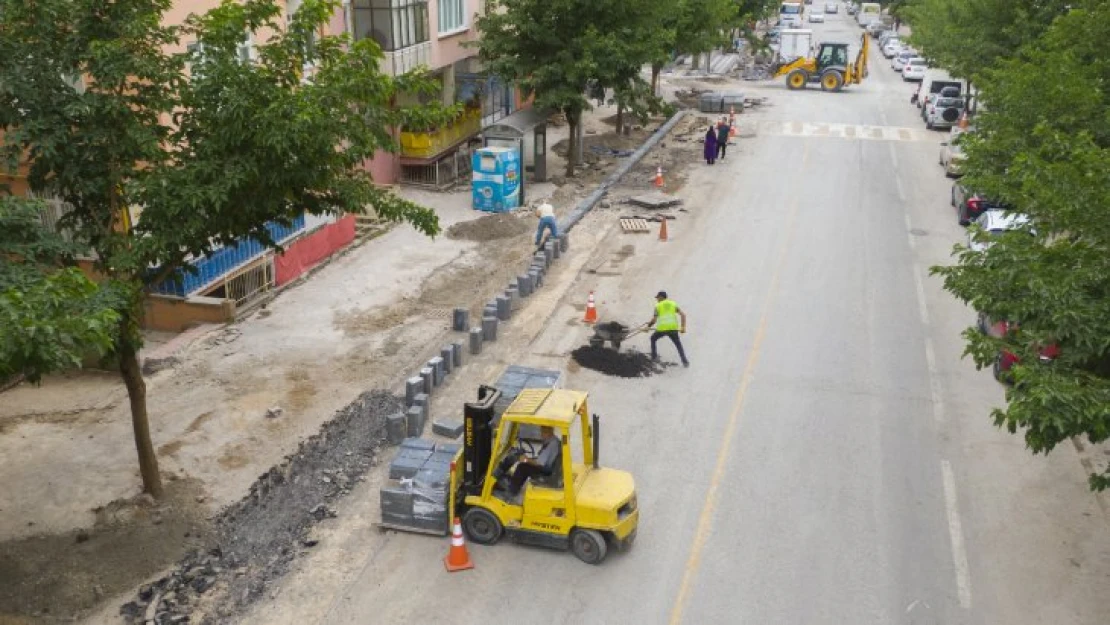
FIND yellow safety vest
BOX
[655,300,679,331]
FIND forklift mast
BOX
[462,385,501,495]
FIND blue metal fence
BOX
[151,215,306,297]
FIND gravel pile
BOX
[120,390,402,625]
[571,345,664,378]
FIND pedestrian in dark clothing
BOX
[716,118,731,160]
[703,126,718,165]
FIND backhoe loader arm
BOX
[850,32,870,83]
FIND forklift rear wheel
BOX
[570,528,608,565]
[463,508,503,545]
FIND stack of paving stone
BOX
[380,438,462,535]
[493,365,562,439]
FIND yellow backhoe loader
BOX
[772,32,870,92]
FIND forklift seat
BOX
[532,446,563,489]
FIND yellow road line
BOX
[668,144,809,625]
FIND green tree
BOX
[0,0,449,497]
[476,0,667,177]
[0,198,121,383]
[902,0,1072,82]
[649,0,741,96]
[931,2,1110,490]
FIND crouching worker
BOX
[509,426,561,495]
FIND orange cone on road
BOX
[654,166,664,188]
[444,517,474,572]
[729,107,737,137]
[957,110,970,129]
[583,291,598,324]
[658,218,669,242]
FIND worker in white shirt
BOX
[534,202,558,247]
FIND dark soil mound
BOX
[597,321,627,334]
[571,345,663,378]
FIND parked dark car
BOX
[951,183,1011,226]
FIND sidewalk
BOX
[0,101,674,622]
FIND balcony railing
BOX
[151,215,306,297]
[399,108,482,159]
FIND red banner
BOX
[274,214,357,286]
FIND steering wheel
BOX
[517,439,536,457]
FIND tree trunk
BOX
[118,313,163,498]
[565,110,578,178]
[616,103,625,137]
[651,62,662,97]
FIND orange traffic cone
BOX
[583,291,598,323]
[654,166,664,188]
[729,107,737,138]
[957,110,969,129]
[658,218,669,242]
[444,517,474,572]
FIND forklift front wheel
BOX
[570,528,608,565]
[463,508,503,545]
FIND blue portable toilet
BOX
[471,146,521,212]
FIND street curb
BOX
[560,109,691,234]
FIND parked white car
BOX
[902,58,927,81]
[968,209,1032,252]
[826,2,838,13]
[808,12,825,22]
[891,49,915,71]
[939,126,969,176]
[882,40,903,58]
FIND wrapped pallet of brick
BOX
[379,440,461,535]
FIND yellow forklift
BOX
[772,32,871,92]
[450,386,638,564]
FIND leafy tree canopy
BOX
[0,198,121,383]
[902,0,1072,81]
[931,1,1110,490]
[0,0,452,496]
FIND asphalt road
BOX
[247,13,1110,625]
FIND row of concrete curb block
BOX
[386,231,572,448]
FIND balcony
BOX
[400,107,481,160]
[151,216,306,297]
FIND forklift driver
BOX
[508,426,561,495]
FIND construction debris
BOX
[628,191,683,209]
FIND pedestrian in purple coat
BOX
[703,126,718,165]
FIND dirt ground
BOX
[0,101,699,623]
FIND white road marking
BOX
[888,141,900,171]
[941,460,974,609]
[912,266,930,325]
[923,338,946,424]
[895,177,907,202]
[759,121,935,143]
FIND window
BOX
[438,0,466,34]
[352,0,429,52]
[237,31,255,63]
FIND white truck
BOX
[775,29,814,64]
[856,2,881,26]
[779,2,804,28]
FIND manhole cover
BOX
[910,228,929,236]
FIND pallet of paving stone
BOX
[620,218,651,233]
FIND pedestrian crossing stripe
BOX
[755,121,937,143]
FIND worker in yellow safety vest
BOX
[646,291,689,368]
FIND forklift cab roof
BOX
[503,389,587,428]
